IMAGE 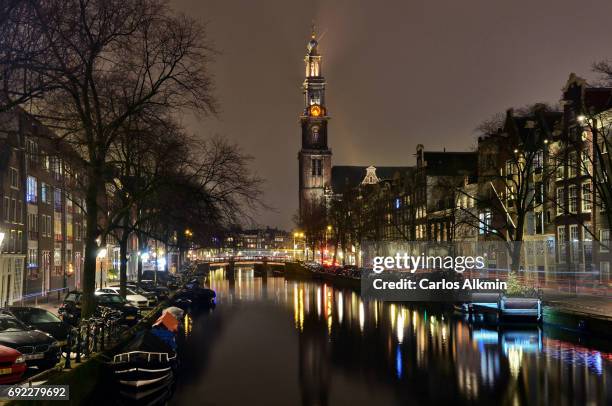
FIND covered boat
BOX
[172,287,216,310]
[110,330,177,390]
[163,306,185,321]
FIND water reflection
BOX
[172,266,612,406]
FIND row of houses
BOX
[334,74,611,281]
[0,109,172,305]
[221,228,292,252]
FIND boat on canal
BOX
[110,329,177,390]
[455,292,543,323]
[171,280,216,311]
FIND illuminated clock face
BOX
[309,105,322,117]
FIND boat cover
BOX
[163,306,185,320]
[153,311,179,332]
[150,327,177,351]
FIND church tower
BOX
[298,28,332,218]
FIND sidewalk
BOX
[19,294,64,314]
[542,289,612,320]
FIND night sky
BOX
[170,0,612,230]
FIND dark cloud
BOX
[171,0,612,229]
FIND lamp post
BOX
[324,225,332,264]
[293,232,300,260]
[97,247,107,289]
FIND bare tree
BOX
[457,108,559,271]
[295,199,327,261]
[13,0,216,317]
[0,1,56,111]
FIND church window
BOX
[312,159,322,177]
[311,126,320,143]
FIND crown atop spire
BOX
[307,21,319,55]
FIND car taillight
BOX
[15,356,25,364]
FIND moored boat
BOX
[110,330,177,389]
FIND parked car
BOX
[0,345,27,383]
[123,284,159,306]
[141,271,179,289]
[139,281,170,300]
[0,307,71,346]
[0,315,60,370]
[59,291,140,326]
[96,287,149,308]
[96,294,141,325]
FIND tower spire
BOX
[298,24,331,219]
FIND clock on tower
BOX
[298,28,332,219]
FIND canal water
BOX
[165,266,612,406]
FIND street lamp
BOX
[97,247,107,289]
[324,225,333,264]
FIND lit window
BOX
[582,182,592,212]
[556,187,564,215]
[581,150,590,175]
[568,151,577,178]
[479,210,491,234]
[568,185,578,213]
[600,229,610,253]
[533,150,543,171]
[557,226,566,263]
[26,176,37,203]
[311,159,322,177]
[9,168,19,189]
[569,224,579,242]
[54,189,62,212]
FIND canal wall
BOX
[543,306,612,338]
[284,262,314,278]
[284,262,361,290]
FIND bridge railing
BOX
[205,255,292,263]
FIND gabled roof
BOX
[562,73,612,112]
[331,165,412,193]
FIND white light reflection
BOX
[397,310,405,343]
[337,292,343,324]
[359,301,365,332]
[316,287,321,317]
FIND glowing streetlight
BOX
[97,247,107,289]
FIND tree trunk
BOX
[119,227,129,298]
[137,232,146,284]
[164,242,169,273]
[82,175,100,319]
